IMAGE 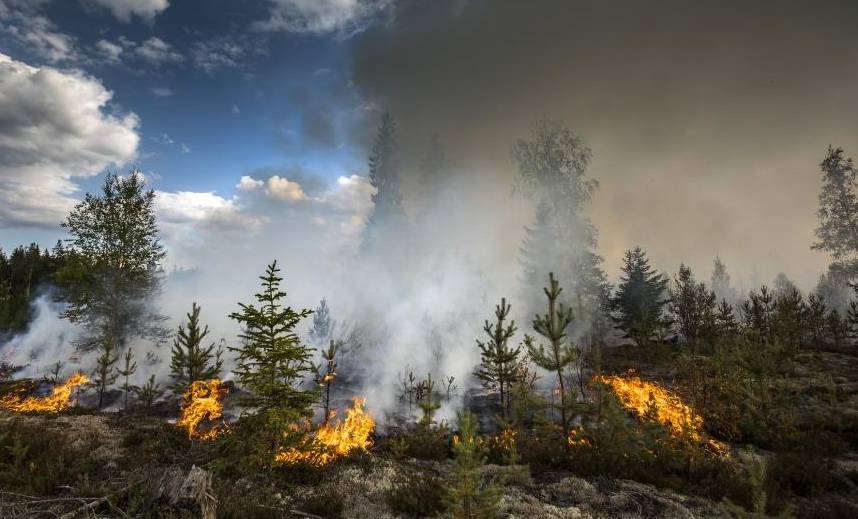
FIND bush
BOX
[388,469,447,517]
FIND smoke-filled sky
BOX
[2,0,858,288]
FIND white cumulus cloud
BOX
[0,53,139,227]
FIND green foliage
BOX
[611,247,670,349]
[418,373,441,426]
[227,260,316,462]
[388,469,447,518]
[446,411,497,519]
[0,242,65,334]
[133,375,164,410]
[169,302,223,392]
[56,172,168,354]
[668,264,717,351]
[93,337,119,409]
[117,347,138,412]
[475,297,521,423]
[525,272,578,430]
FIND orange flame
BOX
[276,397,375,466]
[595,374,703,440]
[177,379,228,440]
[595,373,729,455]
[0,373,89,413]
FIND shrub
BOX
[388,469,447,517]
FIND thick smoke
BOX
[351,0,858,289]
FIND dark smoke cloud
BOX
[351,0,858,289]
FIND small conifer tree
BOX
[314,339,340,424]
[93,338,119,409]
[133,374,164,411]
[475,297,520,422]
[446,411,497,519]
[169,302,223,392]
[117,348,138,412]
[525,273,578,430]
[228,261,316,452]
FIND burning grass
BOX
[0,373,89,413]
[177,378,228,440]
[595,372,728,455]
[276,397,375,467]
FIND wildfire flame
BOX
[177,379,228,440]
[276,397,375,467]
[0,373,89,413]
[595,374,703,440]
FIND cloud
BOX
[0,53,139,227]
[0,3,78,63]
[150,86,173,97]
[191,36,252,73]
[86,0,169,23]
[266,175,306,201]
[253,0,392,36]
[95,39,124,64]
[236,175,264,191]
[135,36,183,65]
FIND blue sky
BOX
[0,0,386,248]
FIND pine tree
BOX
[169,302,223,392]
[133,375,164,411]
[418,373,441,426]
[715,299,739,339]
[362,113,408,254]
[117,348,138,412]
[772,273,798,299]
[611,247,669,349]
[228,261,316,447]
[93,338,119,409]
[446,411,497,519]
[474,298,520,423]
[313,339,340,424]
[668,264,716,350]
[741,287,776,345]
[56,172,168,378]
[847,300,858,345]
[813,146,858,276]
[524,272,578,430]
[773,288,806,351]
[806,293,828,345]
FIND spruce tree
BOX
[228,261,316,447]
[117,348,137,412]
[446,411,497,519]
[513,121,607,342]
[524,272,578,430]
[93,338,119,409]
[474,297,520,423]
[715,299,739,339]
[169,302,223,392]
[362,113,408,253]
[611,247,669,349]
